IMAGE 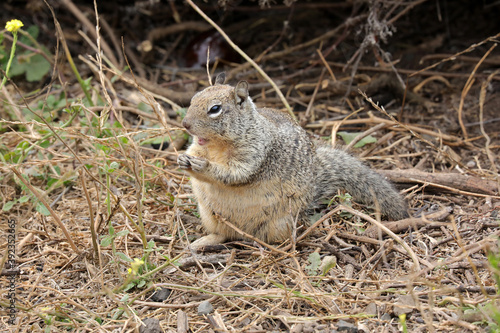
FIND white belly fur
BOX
[192,178,286,227]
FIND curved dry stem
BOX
[185,0,294,119]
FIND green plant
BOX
[485,238,500,331]
[99,160,121,216]
[306,252,321,275]
[337,131,377,148]
[1,19,23,89]
[1,22,51,85]
[399,313,408,333]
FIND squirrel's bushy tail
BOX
[313,146,409,220]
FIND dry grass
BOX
[1,1,500,332]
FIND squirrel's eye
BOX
[207,104,222,117]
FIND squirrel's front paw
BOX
[177,154,192,169]
[177,154,208,172]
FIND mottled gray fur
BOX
[178,73,408,246]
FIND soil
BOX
[0,1,499,332]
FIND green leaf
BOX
[25,53,50,82]
[55,95,67,109]
[306,252,321,275]
[108,162,120,171]
[19,195,30,203]
[123,283,135,292]
[115,252,133,262]
[100,235,113,247]
[47,178,58,189]
[39,139,52,149]
[46,94,55,107]
[337,132,377,148]
[115,229,130,238]
[108,223,115,235]
[137,280,146,288]
[21,25,40,44]
[2,200,16,211]
[8,58,26,77]
[35,202,51,216]
[16,140,30,151]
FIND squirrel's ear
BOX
[214,72,226,85]
[234,81,249,105]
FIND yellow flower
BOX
[129,258,144,275]
[5,19,23,33]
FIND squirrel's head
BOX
[182,72,257,146]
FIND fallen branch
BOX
[378,169,499,196]
[364,207,453,238]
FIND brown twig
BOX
[228,14,368,78]
[217,216,292,256]
[338,204,421,272]
[457,44,497,140]
[281,206,343,252]
[479,68,500,185]
[363,207,453,238]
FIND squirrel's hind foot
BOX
[190,233,227,249]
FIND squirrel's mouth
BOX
[197,137,208,146]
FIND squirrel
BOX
[178,73,409,247]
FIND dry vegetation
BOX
[1,0,500,332]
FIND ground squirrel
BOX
[178,73,409,247]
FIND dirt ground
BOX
[1,1,500,332]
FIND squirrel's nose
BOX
[182,118,191,130]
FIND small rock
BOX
[466,160,476,168]
[303,321,315,333]
[380,313,392,321]
[336,320,358,333]
[149,287,171,302]
[177,310,189,333]
[139,318,163,333]
[364,302,378,317]
[393,295,415,316]
[197,300,214,315]
[290,323,304,333]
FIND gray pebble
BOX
[336,320,358,333]
[197,300,214,315]
[381,313,392,321]
[139,318,163,333]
